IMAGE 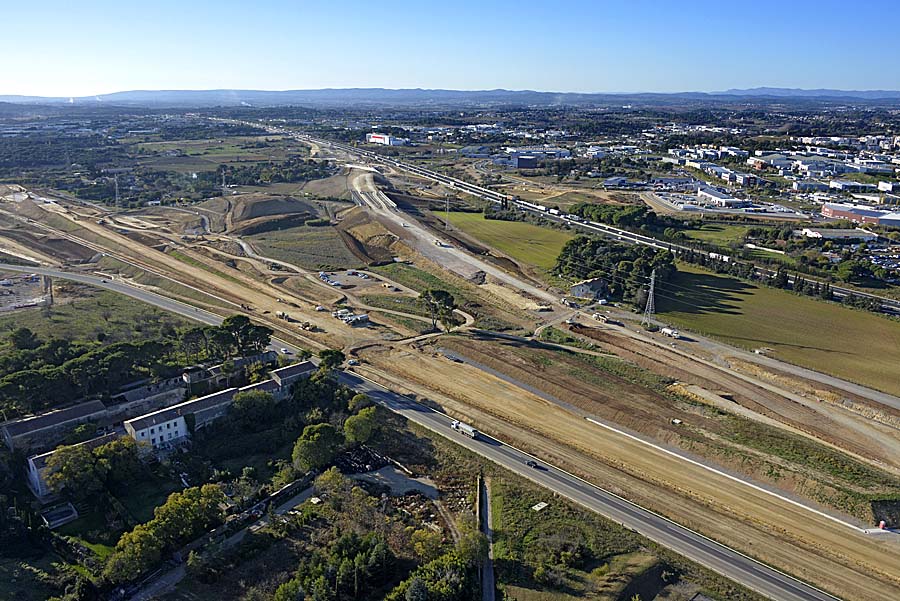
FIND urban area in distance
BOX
[1,2,900,601]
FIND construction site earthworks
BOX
[3,139,900,601]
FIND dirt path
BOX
[569,321,900,474]
[348,168,558,305]
[355,349,900,601]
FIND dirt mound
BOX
[301,173,351,200]
[230,213,315,236]
[0,229,95,262]
[335,207,400,265]
[232,194,318,222]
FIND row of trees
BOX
[680,249,885,312]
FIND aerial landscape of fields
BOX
[3,5,900,600]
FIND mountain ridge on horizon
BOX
[2,86,900,107]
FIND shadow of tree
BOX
[657,270,756,316]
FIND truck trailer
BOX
[450,420,479,439]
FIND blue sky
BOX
[3,0,899,96]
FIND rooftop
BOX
[270,361,317,384]
[3,400,107,438]
[125,388,237,432]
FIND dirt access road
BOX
[357,346,900,601]
[567,315,900,475]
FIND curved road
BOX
[0,263,306,356]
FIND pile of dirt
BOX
[230,212,316,236]
[231,194,318,222]
[300,173,351,200]
[0,229,95,262]
[335,207,400,265]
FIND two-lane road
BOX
[0,263,306,356]
[335,370,841,601]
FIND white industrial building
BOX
[697,187,750,208]
[366,133,408,146]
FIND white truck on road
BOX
[450,420,479,439]
[661,327,680,339]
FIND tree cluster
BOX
[273,531,395,601]
[45,437,143,500]
[103,484,226,584]
[554,235,677,302]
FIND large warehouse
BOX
[366,133,408,146]
[821,202,900,227]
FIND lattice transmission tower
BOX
[641,268,656,327]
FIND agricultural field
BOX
[247,225,362,271]
[657,263,900,396]
[444,212,573,270]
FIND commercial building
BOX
[793,180,829,192]
[515,155,538,169]
[821,202,900,227]
[800,228,879,241]
[366,133,408,146]
[697,187,750,208]
[506,145,570,160]
[830,180,878,193]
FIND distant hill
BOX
[1,87,900,108]
[716,87,900,100]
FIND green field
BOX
[0,286,191,349]
[682,223,753,247]
[657,264,900,396]
[444,212,573,270]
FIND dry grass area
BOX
[356,343,900,601]
[439,335,900,520]
[299,172,352,200]
[569,324,900,476]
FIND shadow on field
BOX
[657,270,755,315]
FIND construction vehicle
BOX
[661,327,680,339]
[592,312,609,323]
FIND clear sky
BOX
[3,0,899,97]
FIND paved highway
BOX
[335,370,842,601]
[0,263,306,356]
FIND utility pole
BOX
[221,169,227,197]
[445,194,450,230]
[641,268,656,327]
[114,174,119,208]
